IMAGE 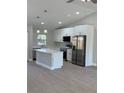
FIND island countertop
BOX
[35,48,63,54]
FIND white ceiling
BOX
[27,0,97,31]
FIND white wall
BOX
[27,26,54,61]
[27,25,33,61]
[65,12,97,65]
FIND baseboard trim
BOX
[93,63,97,66]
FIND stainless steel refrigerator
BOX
[72,35,86,66]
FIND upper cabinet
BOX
[73,25,91,36]
[54,29,63,42]
[62,28,74,36]
[53,25,94,42]
[54,28,73,42]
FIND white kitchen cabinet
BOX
[54,25,93,43]
[54,30,58,41]
[54,28,73,42]
[54,29,63,42]
[61,28,74,42]
[67,49,72,61]
[73,25,89,36]
[62,28,73,36]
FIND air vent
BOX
[56,27,64,29]
[36,16,40,19]
[44,10,47,13]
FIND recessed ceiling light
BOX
[37,30,40,33]
[41,22,44,25]
[81,0,91,2]
[58,21,62,24]
[44,29,47,33]
[76,12,80,15]
[81,0,85,2]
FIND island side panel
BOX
[52,52,63,69]
[36,51,52,69]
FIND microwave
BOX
[63,36,70,42]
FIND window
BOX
[37,34,47,46]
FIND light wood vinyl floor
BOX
[27,62,97,93]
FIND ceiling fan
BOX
[90,0,97,4]
[66,0,97,4]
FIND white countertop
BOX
[35,48,63,54]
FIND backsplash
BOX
[54,42,72,48]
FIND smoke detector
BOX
[36,16,40,19]
[44,10,47,13]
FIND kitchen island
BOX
[35,48,63,70]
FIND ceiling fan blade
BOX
[66,0,75,3]
[66,0,97,4]
[91,0,97,4]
